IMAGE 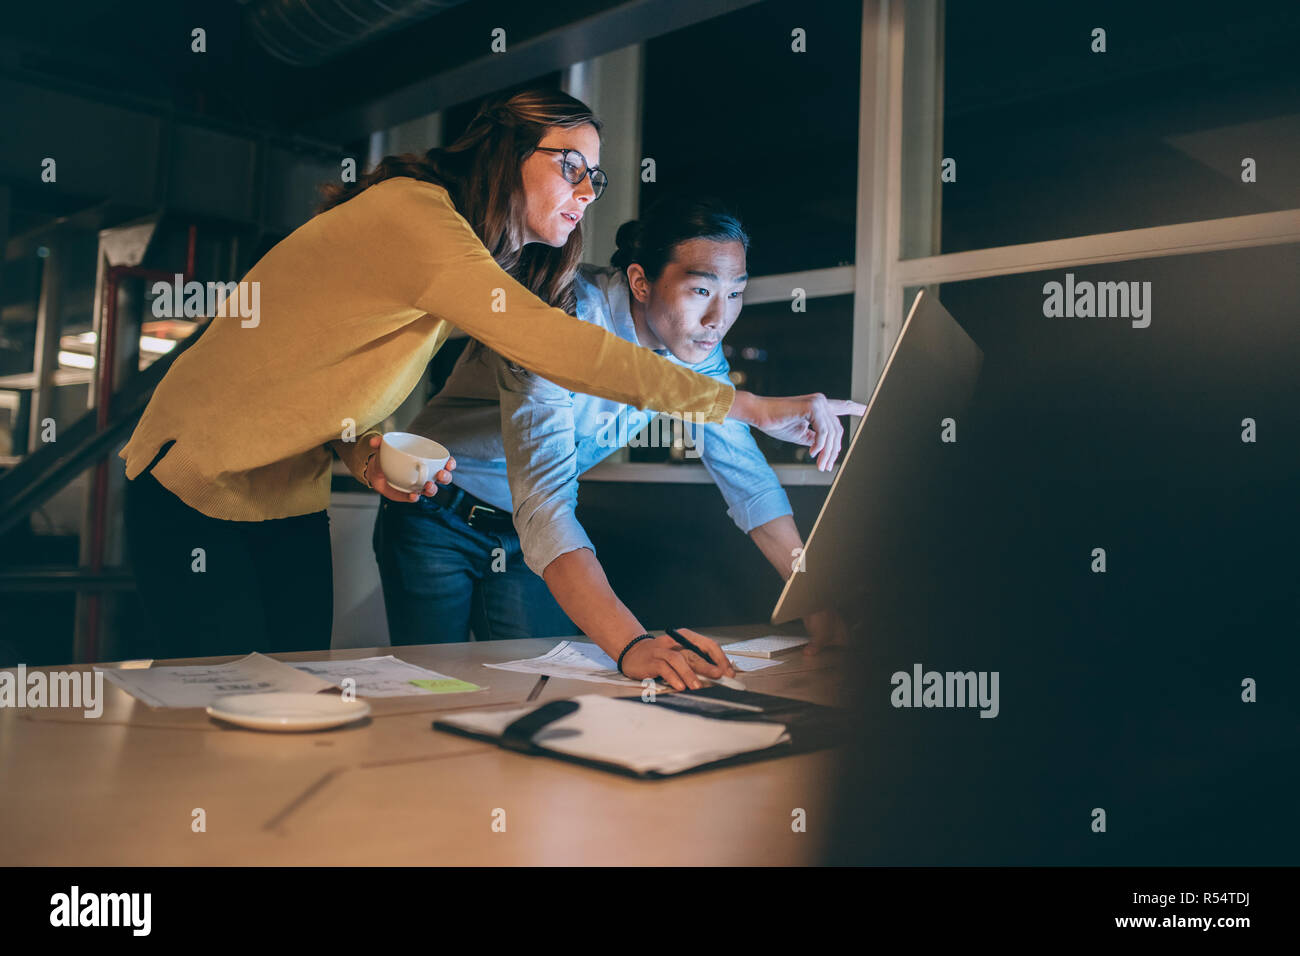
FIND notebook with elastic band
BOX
[433,686,842,778]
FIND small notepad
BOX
[719,635,810,659]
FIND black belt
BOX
[431,483,516,534]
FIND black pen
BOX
[666,627,747,690]
[666,626,715,665]
[526,675,549,702]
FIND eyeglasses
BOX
[533,147,608,200]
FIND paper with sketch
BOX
[438,694,790,776]
[484,640,781,687]
[95,652,333,708]
[288,655,482,697]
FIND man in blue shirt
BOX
[374,198,859,688]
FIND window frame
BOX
[539,0,1300,486]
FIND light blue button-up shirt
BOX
[406,264,792,576]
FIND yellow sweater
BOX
[120,177,734,521]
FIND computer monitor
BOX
[771,289,984,625]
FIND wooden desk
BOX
[0,627,845,865]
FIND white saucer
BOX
[207,692,370,732]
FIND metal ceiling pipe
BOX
[244,0,471,67]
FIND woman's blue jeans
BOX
[372,495,575,644]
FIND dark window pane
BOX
[629,293,854,465]
[641,0,862,275]
[0,254,42,377]
[918,0,1300,256]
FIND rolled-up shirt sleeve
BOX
[687,346,793,533]
[495,354,596,577]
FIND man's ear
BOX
[625,264,651,303]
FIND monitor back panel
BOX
[772,291,984,624]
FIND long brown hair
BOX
[320,88,600,313]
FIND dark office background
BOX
[828,242,1299,865]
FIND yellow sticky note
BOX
[409,678,481,694]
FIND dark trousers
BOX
[373,495,574,644]
[124,451,333,659]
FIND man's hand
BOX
[803,608,850,656]
[729,392,866,471]
[619,630,737,691]
[362,434,456,503]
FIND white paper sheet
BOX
[95,652,334,709]
[718,635,810,658]
[288,655,482,697]
[483,640,780,687]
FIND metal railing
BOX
[0,226,203,661]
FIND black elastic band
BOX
[499,700,580,754]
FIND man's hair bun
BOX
[611,219,645,270]
[607,197,749,281]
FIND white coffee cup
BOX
[378,432,450,494]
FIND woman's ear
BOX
[626,264,651,303]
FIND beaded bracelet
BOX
[616,633,656,676]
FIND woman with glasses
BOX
[120,88,852,660]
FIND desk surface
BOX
[0,628,845,865]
